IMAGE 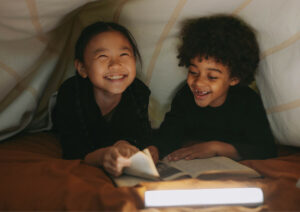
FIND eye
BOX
[120,52,130,57]
[188,70,198,76]
[208,76,218,80]
[98,54,107,59]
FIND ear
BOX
[230,77,240,86]
[75,59,87,78]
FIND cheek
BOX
[186,75,192,84]
[127,59,137,73]
[212,83,229,95]
[129,63,136,76]
[131,68,137,79]
[186,76,195,89]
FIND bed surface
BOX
[0,132,300,211]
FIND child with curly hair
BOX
[155,14,277,161]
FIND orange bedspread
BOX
[0,132,300,211]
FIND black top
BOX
[154,84,277,160]
[52,75,152,159]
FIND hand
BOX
[113,140,139,158]
[147,145,159,164]
[167,141,221,161]
[167,141,241,161]
[84,140,138,176]
[102,140,139,176]
[102,146,131,177]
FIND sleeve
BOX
[153,88,189,158]
[129,79,153,150]
[52,79,92,159]
[230,91,277,160]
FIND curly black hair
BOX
[177,14,260,85]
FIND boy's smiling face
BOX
[76,30,136,97]
[187,56,240,108]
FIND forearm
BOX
[214,141,241,161]
[84,147,110,167]
[84,140,138,167]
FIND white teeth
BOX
[195,90,209,95]
[106,75,124,80]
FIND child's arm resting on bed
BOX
[166,141,241,161]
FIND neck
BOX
[93,88,122,116]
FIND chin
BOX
[109,87,128,95]
[194,100,209,108]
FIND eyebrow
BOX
[92,46,132,55]
[189,63,222,74]
[207,68,222,73]
[93,48,107,55]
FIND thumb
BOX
[117,156,132,168]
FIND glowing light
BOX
[145,187,263,207]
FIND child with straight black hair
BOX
[52,21,158,177]
[155,14,277,161]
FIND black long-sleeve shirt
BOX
[52,76,152,159]
[154,84,277,160]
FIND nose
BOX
[194,75,207,87]
[108,57,121,69]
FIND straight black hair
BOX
[75,21,142,65]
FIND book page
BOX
[123,149,160,180]
[156,162,191,181]
[162,156,261,179]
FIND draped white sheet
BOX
[0,0,300,147]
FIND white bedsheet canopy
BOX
[0,0,300,147]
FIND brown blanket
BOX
[0,132,300,211]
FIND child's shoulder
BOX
[169,83,194,108]
[232,85,259,96]
[58,75,78,91]
[56,75,91,102]
[174,83,192,100]
[230,85,262,104]
[129,78,150,95]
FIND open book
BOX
[112,148,261,187]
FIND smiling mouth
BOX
[194,89,211,98]
[105,74,127,80]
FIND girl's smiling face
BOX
[76,30,136,97]
[187,56,240,108]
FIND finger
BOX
[184,153,197,160]
[112,156,131,176]
[168,149,191,161]
[127,145,139,156]
[184,152,211,160]
[169,155,183,161]
[103,161,119,176]
[151,152,159,164]
[109,147,121,160]
[118,148,128,157]
[103,148,122,169]
[119,145,139,158]
[168,154,181,161]
[117,156,132,167]
[168,148,190,159]
[119,147,132,158]
[104,156,130,177]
